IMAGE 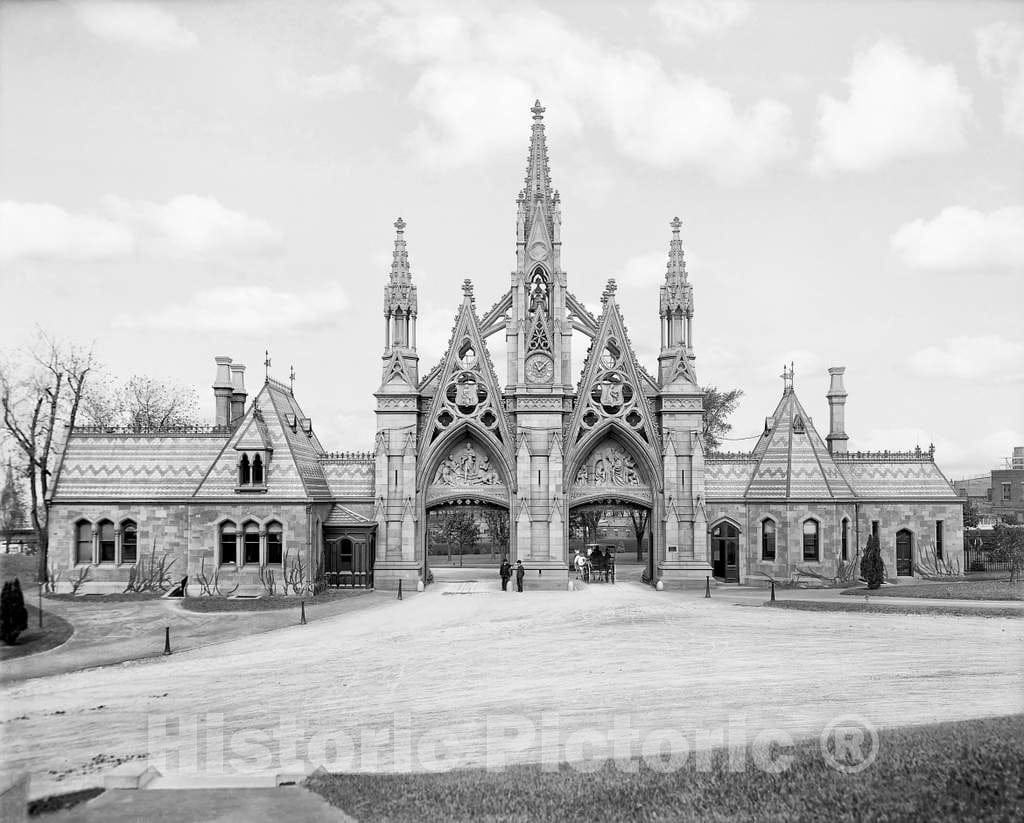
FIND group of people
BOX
[499,558,525,592]
[572,546,614,583]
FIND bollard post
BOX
[300,600,307,625]
[770,581,776,602]
[397,579,403,601]
[163,626,171,656]
[704,576,711,598]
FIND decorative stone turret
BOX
[213,356,233,427]
[826,366,849,455]
[657,218,697,388]
[380,217,419,389]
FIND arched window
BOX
[122,520,138,564]
[76,520,92,565]
[219,521,237,565]
[243,522,260,565]
[266,521,283,565]
[802,519,819,562]
[238,453,251,486]
[98,519,116,563]
[251,454,264,485]
[761,519,776,560]
[841,518,850,561]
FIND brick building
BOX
[47,102,963,593]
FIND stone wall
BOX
[48,502,314,594]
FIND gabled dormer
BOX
[234,406,273,492]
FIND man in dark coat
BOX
[499,557,512,591]
[515,560,525,593]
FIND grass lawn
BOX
[841,579,1022,601]
[0,605,74,661]
[0,551,38,584]
[180,588,370,612]
[765,599,1022,619]
[306,715,1024,823]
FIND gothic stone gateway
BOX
[47,101,963,593]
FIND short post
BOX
[770,581,776,602]
[397,579,403,601]
[300,600,307,625]
[704,576,711,598]
[163,626,171,656]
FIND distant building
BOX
[992,451,1024,524]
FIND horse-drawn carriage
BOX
[572,544,616,583]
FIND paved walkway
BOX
[1,576,1022,800]
[0,590,380,684]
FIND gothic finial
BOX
[264,349,271,382]
[671,216,682,233]
[289,365,295,395]
[781,363,794,392]
[531,99,545,121]
[394,216,405,233]
[606,278,617,297]
[462,279,474,298]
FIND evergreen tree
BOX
[1,578,29,645]
[0,460,26,554]
[860,534,886,589]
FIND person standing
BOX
[499,557,512,591]
[515,560,525,593]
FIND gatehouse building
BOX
[47,102,964,593]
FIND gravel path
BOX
[2,574,1021,797]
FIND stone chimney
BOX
[213,356,233,427]
[826,367,849,455]
[229,363,247,424]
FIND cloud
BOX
[359,3,795,182]
[976,22,1024,139]
[0,196,282,263]
[0,201,134,262]
[617,251,669,289]
[651,0,752,41]
[114,285,349,333]
[72,1,197,51]
[278,66,368,98]
[890,205,1024,273]
[907,335,1024,382]
[812,40,972,173]
[102,195,282,258]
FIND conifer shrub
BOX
[1,578,29,645]
[860,534,886,589]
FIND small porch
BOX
[322,504,376,589]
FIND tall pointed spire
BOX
[384,217,416,313]
[520,99,557,247]
[660,216,690,317]
[658,217,697,387]
[381,217,418,383]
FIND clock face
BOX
[526,354,553,383]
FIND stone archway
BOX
[567,433,657,582]
[420,432,512,580]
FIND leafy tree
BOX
[992,524,1024,584]
[0,460,26,554]
[1,579,29,645]
[82,374,199,429]
[962,498,980,529]
[0,333,93,583]
[438,511,480,567]
[700,386,744,451]
[629,508,649,562]
[860,534,886,589]
[482,509,510,559]
[571,509,603,546]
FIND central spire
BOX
[518,99,559,255]
[524,99,553,206]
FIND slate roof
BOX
[706,386,957,502]
[52,379,343,502]
[324,503,375,526]
[321,458,376,498]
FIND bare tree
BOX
[628,508,649,562]
[700,386,744,451]
[0,459,26,554]
[81,374,199,429]
[438,511,480,568]
[0,334,94,581]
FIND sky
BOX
[0,0,1022,480]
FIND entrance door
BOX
[324,536,374,588]
[896,529,913,577]
[711,523,740,582]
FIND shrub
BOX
[1,578,29,645]
[860,534,886,589]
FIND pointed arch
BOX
[420,420,514,509]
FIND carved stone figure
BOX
[573,444,641,488]
[432,442,502,487]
